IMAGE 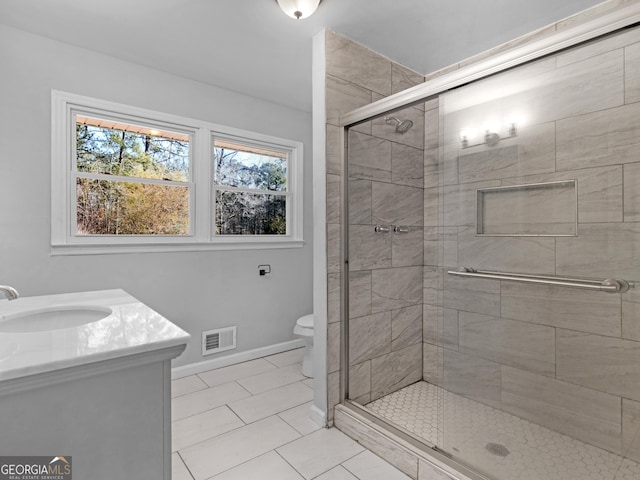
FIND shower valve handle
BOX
[374,225,391,234]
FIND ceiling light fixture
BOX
[276,0,322,19]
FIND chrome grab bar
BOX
[447,267,634,294]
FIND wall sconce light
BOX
[276,0,322,19]
[460,123,517,149]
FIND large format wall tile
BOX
[326,30,392,97]
[348,131,391,181]
[458,312,556,376]
[623,287,640,341]
[349,270,372,319]
[372,182,424,227]
[556,222,640,279]
[424,148,439,188]
[424,107,439,151]
[424,227,457,268]
[328,272,341,324]
[326,75,372,126]
[372,266,423,312]
[392,226,424,267]
[502,49,624,125]
[328,322,341,374]
[326,174,341,224]
[626,42,640,104]
[501,282,622,337]
[568,165,623,224]
[391,63,423,95]
[441,145,459,186]
[423,343,443,386]
[557,26,640,67]
[556,329,640,401]
[326,124,342,175]
[458,145,521,184]
[557,102,640,171]
[424,187,439,227]
[349,312,391,366]
[423,266,443,307]
[423,304,459,350]
[423,227,440,267]
[327,223,341,274]
[370,343,422,401]
[349,224,391,271]
[349,178,372,225]
[442,288,500,317]
[391,304,423,351]
[457,226,555,275]
[442,290,500,318]
[501,367,622,454]
[624,162,640,222]
[623,398,640,463]
[391,143,424,188]
[443,180,500,227]
[349,361,371,405]
[442,349,501,409]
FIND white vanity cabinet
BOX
[0,290,190,480]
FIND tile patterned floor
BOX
[171,348,411,480]
[366,381,640,480]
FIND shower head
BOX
[385,116,414,135]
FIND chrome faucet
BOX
[0,285,19,300]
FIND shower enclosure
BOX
[337,11,640,480]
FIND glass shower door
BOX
[436,26,640,480]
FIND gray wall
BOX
[0,25,313,367]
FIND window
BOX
[213,139,288,236]
[75,116,192,236]
[52,91,303,254]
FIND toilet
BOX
[294,314,314,378]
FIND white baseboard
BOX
[171,339,305,379]
[310,403,327,428]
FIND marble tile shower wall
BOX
[422,26,640,462]
[323,30,425,420]
[347,107,427,404]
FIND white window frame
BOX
[51,91,304,255]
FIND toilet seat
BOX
[294,315,313,336]
[296,314,313,329]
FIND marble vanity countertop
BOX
[0,289,190,382]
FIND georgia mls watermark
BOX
[0,456,71,480]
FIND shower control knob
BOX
[393,226,409,234]
[374,225,391,234]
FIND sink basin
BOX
[0,305,112,333]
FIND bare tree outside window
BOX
[214,140,287,235]
[75,118,190,236]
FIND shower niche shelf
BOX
[476,180,577,236]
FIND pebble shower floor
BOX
[366,381,640,480]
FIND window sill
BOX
[50,240,305,256]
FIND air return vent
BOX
[202,327,237,356]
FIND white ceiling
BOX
[0,0,604,113]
